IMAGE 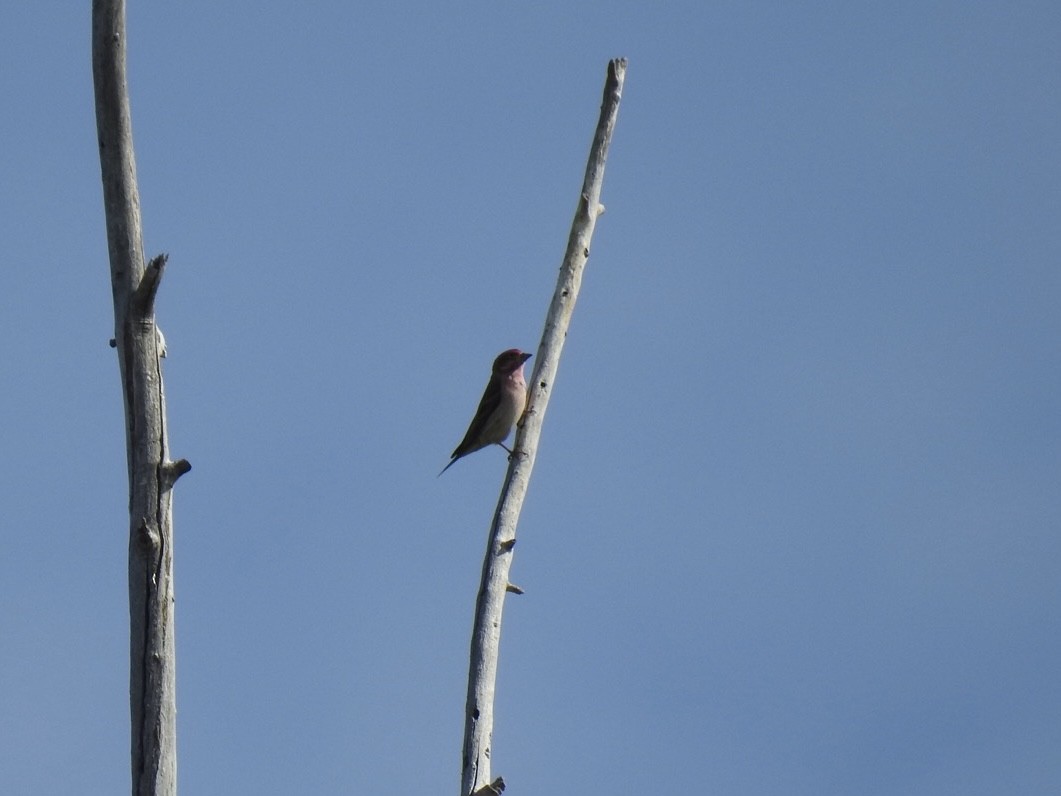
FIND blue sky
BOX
[2,2,1060,793]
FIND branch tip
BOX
[505,583,524,595]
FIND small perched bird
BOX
[439,349,533,476]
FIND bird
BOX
[439,348,533,476]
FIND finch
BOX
[439,349,533,476]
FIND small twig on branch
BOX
[131,253,169,318]
[161,459,192,490]
[472,778,506,796]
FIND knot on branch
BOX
[135,519,161,553]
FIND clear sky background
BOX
[2,2,1060,794]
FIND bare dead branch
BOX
[460,57,627,796]
[92,2,183,793]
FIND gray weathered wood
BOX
[460,57,627,796]
[92,2,188,793]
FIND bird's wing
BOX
[450,376,502,459]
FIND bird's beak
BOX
[521,353,533,363]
